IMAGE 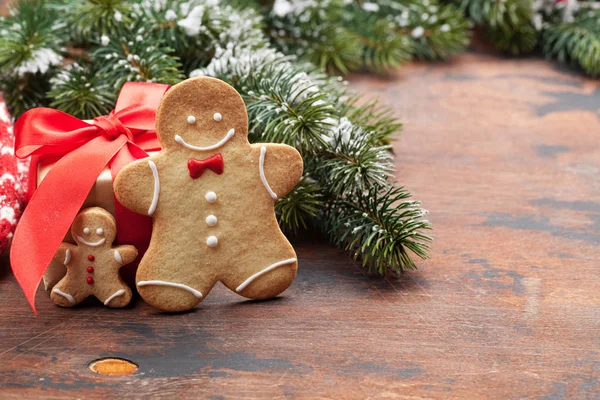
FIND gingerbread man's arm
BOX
[113,245,138,267]
[252,143,303,199]
[53,243,77,266]
[114,157,161,216]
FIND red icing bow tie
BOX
[188,154,224,178]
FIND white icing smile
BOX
[174,128,235,151]
[76,236,106,247]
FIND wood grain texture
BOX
[0,53,599,399]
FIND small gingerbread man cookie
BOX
[50,207,138,308]
[114,76,303,312]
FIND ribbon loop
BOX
[94,113,134,141]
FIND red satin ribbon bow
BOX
[11,82,170,313]
[187,154,224,179]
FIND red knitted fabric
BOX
[0,99,28,255]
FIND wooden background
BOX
[1,48,600,397]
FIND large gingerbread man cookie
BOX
[50,207,137,308]
[114,77,303,312]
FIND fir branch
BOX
[93,28,184,89]
[451,0,538,55]
[345,12,412,71]
[265,0,364,75]
[0,72,52,118]
[309,117,395,197]
[542,6,600,77]
[353,0,470,60]
[341,96,403,145]
[275,176,324,232]
[52,0,133,43]
[324,184,432,275]
[0,0,64,117]
[48,63,116,119]
[130,0,266,74]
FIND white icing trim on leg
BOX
[137,280,203,298]
[236,258,297,293]
[259,146,278,200]
[148,160,160,215]
[104,289,126,306]
[63,249,71,265]
[114,250,123,264]
[52,288,76,305]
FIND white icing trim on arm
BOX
[174,128,234,151]
[148,160,160,216]
[104,289,125,306]
[52,288,76,305]
[114,250,123,264]
[63,249,71,265]
[259,146,278,200]
[236,258,297,293]
[137,280,203,298]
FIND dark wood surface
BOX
[1,52,599,399]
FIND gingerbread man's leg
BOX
[95,284,133,308]
[136,244,218,312]
[222,243,298,300]
[50,279,91,307]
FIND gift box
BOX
[11,82,170,312]
[37,151,158,290]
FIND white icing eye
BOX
[205,191,217,203]
[213,113,222,121]
[205,215,217,226]
[206,236,218,247]
[187,115,196,124]
[96,228,104,235]
[83,227,90,234]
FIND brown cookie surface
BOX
[50,207,137,308]
[114,77,303,312]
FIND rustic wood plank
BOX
[0,52,599,399]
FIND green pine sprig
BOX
[542,6,600,77]
[450,0,538,55]
[51,0,133,44]
[0,0,66,117]
[324,184,432,274]
[92,28,184,89]
[48,63,116,119]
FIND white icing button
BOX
[205,215,217,226]
[206,236,218,247]
[83,227,90,234]
[96,228,104,235]
[213,112,222,121]
[205,191,217,203]
[187,115,196,124]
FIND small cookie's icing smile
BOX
[77,236,106,247]
[174,128,235,151]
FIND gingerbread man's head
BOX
[71,207,117,248]
[155,77,249,157]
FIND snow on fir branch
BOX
[0,0,433,275]
[265,0,470,73]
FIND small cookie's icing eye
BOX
[96,228,104,235]
[187,115,196,124]
[213,113,222,121]
[83,227,90,234]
